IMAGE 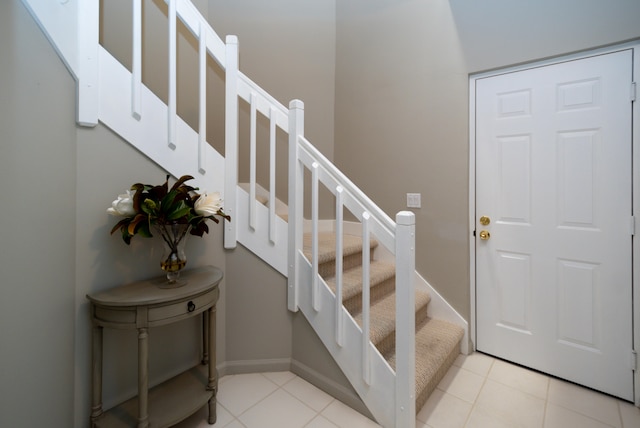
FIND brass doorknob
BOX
[480,216,491,226]
[479,230,490,240]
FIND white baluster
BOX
[224,35,239,249]
[312,162,320,312]
[131,0,142,120]
[335,186,344,347]
[249,92,257,231]
[167,0,177,150]
[269,107,277,244]
[362,212,371,385]
[197,21,207,174]
[287,100,304,312]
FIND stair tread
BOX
[386,317,464,411]
[303,232,378,264]
[324,261,396,301]
[353,289,431,347]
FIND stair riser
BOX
[375,301,430,357]
[342,277,395,315]
[318,251,374,279]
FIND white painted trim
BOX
[632,42,640,408]
[469,40,640,406]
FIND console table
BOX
[86,266,223,428]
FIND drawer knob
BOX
[187,301,196,312]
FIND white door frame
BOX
[468,41,640,406]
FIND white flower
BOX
[107,190,136,217]
[195,191,223,217]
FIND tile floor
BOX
[174,352,640,428]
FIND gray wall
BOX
[335,0,470,319]
[0,1,76,426]
[334,0,640,321]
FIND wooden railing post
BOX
[395,211,416,428]
[288,99,304,312]
[224,35,239,249]
[77,0,99,127]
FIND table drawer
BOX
[148,287,219,325]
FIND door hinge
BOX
[632,82,637,102]
[631,216,636,236]
[632,350,638,372]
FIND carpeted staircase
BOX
[304,232,464,415]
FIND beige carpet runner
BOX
[304,232,464,413]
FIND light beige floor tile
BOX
[305,414,341,427]
[223,420,247,428]
[216,373,279,416]
[238,389,317,428]
[436,365,486,403]
[171,402,233,427]
[465,406,518,428]
[263,370,297,386]
[619,400,640,428]
[544,403,615,428]
[283,376,335,412]
[548,379,621,428]
[416,388,472,428]
[453,352,495,377]
[321,400,382,428]
[474,379,545,428]
[488,359,549,399]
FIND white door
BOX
[475,50,634,400]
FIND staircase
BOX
[304,232,464,413]
[22,0,468,426]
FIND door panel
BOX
[476,50,633,400]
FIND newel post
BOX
[395,211,416,428]
[287,99,305,312]
[224,35,239,249]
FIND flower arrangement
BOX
[107,174,230,244]
[107,175,230,283]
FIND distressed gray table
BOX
[87,266,222,428]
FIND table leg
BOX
[90,324,103,425]
[202,310,209,365]
[207,306,217,424]
[137,327,149,428]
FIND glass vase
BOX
[154,222,191,287]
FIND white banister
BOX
[361,212,372,386]
[197,20,207,174]
[249,92,258,230]
[168,0,177,150]
[77,0,99,127]
[395,211,416,428]
[269,107,277,244]
[224,35,239,249]
[29,0,430,422]
[335,186,345,347]
[132,0,142,120]
[288,99,305,312]
[311,162,320,311]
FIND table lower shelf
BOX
[92,364,214,428]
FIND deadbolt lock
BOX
[479,216,491,226]
[479,230,491,240]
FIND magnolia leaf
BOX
[137,222,152,238]
[171,175,195,192]
[131,185,144,213]
[120,227,132,245]
[127,214,147,235]
[110,218,130,235]
[191,221,209,237]
[168,205,191,220]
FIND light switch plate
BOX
[406,193,421,208]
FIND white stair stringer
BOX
[297,255,397,428]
